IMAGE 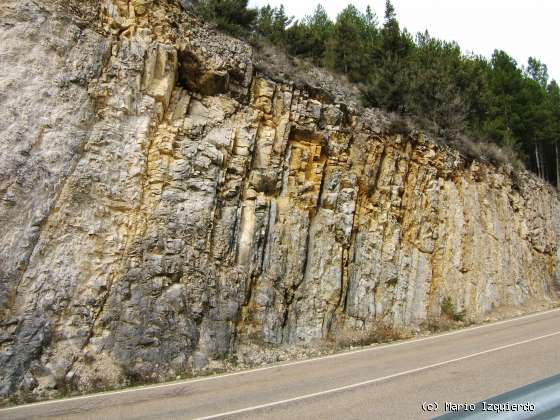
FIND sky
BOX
[249,0,560,82]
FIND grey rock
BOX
[191,352,209,371]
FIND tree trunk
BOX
[535,142,542,179]
[554,141,560,189]
[542,144,547,181]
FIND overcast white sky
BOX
[249,0,560,81]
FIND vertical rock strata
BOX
[0,0,558,399]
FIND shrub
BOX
[194,0,257,36]
[332,321,411,350]
[441,296,466,322]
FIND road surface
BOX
[2,308,560,419]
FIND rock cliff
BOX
[1,0,559,401]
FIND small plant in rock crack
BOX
[441,296,466,322]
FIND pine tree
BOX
[284,5,333,63]
[526,57,549,88]
[255,5,274,37]
[364,0,413,112]
[324,5,366,79]
[547,81,560,186]
[271,5,292,44]
[408,33,467,134]
[195,0,257,35]
[385,0,396,22]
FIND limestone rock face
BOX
[1,0,559,400]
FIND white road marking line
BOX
[194,330,560,420]
[1,307,558,413]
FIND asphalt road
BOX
[2,308,559,420]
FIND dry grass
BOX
[332,321,413,350]
[449,133,523,168]
[250,38,362,108]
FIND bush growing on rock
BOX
[195,0,258,36]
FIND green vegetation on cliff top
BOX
[195,0,560,186]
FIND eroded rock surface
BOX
[1,0,559,401]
